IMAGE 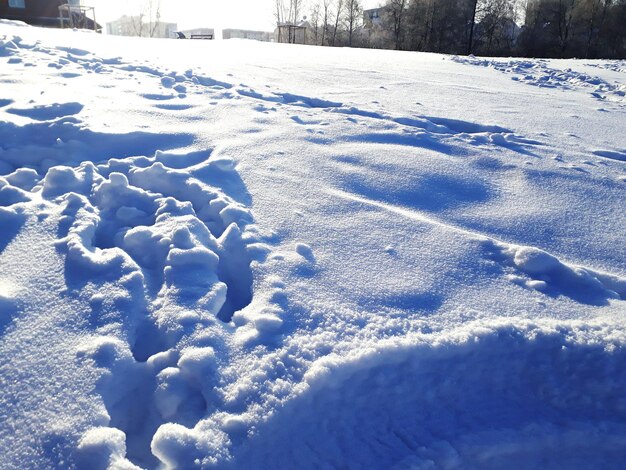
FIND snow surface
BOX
[0,22,625,469]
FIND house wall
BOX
[0,0,66,27]
[152,22,177,39]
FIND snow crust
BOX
[0,22,625,469]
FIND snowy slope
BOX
[0,21,625,469]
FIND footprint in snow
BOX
[295,243,315,263]
[6,102,84,121]
[0,279,20,336]
[141,93,176,101]
[384,245,397,255]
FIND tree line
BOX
[278,0,626,58]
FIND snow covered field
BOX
[0,21,625,469]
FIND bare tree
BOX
[291,0,303,23]
[310,2,322,44]
[555,0,578,55]
[372,0,625,57]
[276,0,306,24]
[130,13,145,37]
[331,0,345,45]
[385,0,407,49]
[474,0,517,54]
[421,0,436,50]
[344,0,363,46]
[146,0,161,38]
[128,0,161,38]
[322,0,332,45]
[275,0,286,41]
[579,0,610,57]
[468,0,479,53]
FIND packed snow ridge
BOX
[0,22,626,469]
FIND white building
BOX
[363,8,385,28]
[151,21,178,39]
[222,29,274,42]
[106,15,177,39]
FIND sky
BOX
[91,0,381,34]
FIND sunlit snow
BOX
[0,20,625,469]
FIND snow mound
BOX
[485,241,626,304]
[223,321,626,469]
[76,427,139,470]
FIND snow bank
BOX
[485,241,626,303]
[227,320,626,469]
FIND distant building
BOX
[180,28,215,39]
[0,0,99,31]
[222,28,273,42]
[150,21,177,39]
[275,20,311,45]
[106,15,177,38]
[106,15,136,36]
[363,7,385,28]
